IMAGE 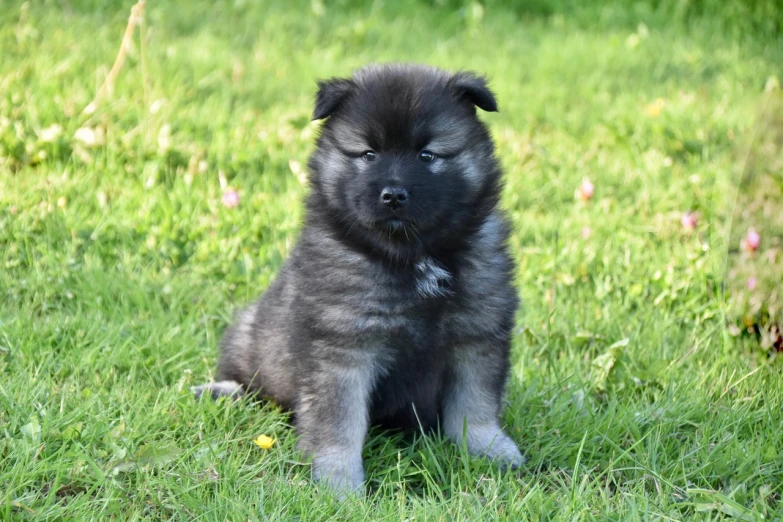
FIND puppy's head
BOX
[308,64,502,257]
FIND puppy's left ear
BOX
[312,78,356,120]
[451,72,498,112]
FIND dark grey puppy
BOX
[195,63,524,496]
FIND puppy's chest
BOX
[412,258,455,299]
[375,257,457,303]
[361,257,456,326]
[313,255,463,344]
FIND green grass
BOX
[1,1,782,519]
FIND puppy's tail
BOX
[192,380,245,400]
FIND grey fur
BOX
[196,63,524,497]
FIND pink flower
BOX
[747,277,757,290]
[741,228,760,252]
[581,226,591,239]
[576,179,594,201]
[680,212,698,231]
[222,189,239,208]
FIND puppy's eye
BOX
[362,151,377,162]
[418,150,436,163]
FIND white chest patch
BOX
[414,258,453,299]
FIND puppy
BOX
[195,63,524,496]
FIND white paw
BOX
[192,380,243,400]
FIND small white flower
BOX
[73,127,103,147]
[39,124,63,143]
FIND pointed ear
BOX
[312,78,356,120]
[451,72,498,112]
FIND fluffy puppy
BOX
[195,63,524,496]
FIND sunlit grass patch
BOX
[1,1,781,520]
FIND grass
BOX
[1,0,782,519]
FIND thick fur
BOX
[195,63,524,496]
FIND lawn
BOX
[1,0,782,519]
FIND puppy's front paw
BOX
[484,431,527,469]
[312,451,365,499]
[466,425,527,469]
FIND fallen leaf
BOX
[113,441,182,473]
[21,418,41,440]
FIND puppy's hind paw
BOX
[192,380,244,400]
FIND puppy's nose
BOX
[380,187,408,209]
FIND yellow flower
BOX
[252,435,276,450]
[645,98,666,117]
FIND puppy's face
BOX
[309,64,500,250]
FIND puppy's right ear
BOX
[312,78,355,120]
